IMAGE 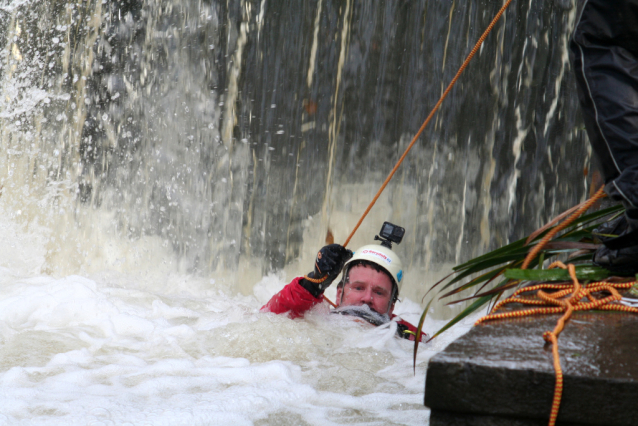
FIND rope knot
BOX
[542,330,553,343]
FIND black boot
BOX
[592,214,628,244]
[593,209,638,276]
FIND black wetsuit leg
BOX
[570,0,638,213]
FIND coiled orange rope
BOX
[476,186,638,426]
[476,262,637,426]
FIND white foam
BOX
[0,209,478,425]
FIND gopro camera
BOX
[374,221,405,248]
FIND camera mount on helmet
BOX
[374,221,405,249]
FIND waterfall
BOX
[0,1,593,424]
[1,0,587,299]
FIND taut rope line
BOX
[307,0,513,298]
[342,0,513,248]
[522,186,606,269]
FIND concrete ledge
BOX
[425,312,638,426]
[429,410,587,426]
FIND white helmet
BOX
[342,243,404,296]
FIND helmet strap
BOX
[337,264,351,306]
[387,283,398,314]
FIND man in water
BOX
[261,223,427,341]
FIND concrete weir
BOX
[424,312,638,426]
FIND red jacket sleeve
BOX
[260,277,324,318]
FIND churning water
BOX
[0,210,479,425]
[0,208,480,425]
[1,0,589,424]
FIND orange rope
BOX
[302,272,337,307]
[303,274,328,284]
[303,252,337,306]
[522,186,606,269]
[314,0,512,307]
[308,0,514,306]
[476,260,638,426]
[303,268,337,307]
[545,331,562,425]
[324,296,337,308]
[514,185,607,425]
[342,0,513,248]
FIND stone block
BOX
[425,312,638,426]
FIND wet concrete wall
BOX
[1,0,590,282]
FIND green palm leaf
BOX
[416,202,624,352]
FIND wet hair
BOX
[337,260,398,303]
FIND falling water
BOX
[0,0,588,424]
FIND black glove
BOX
[300,244,353,298]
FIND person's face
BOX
[336,264,394,315]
